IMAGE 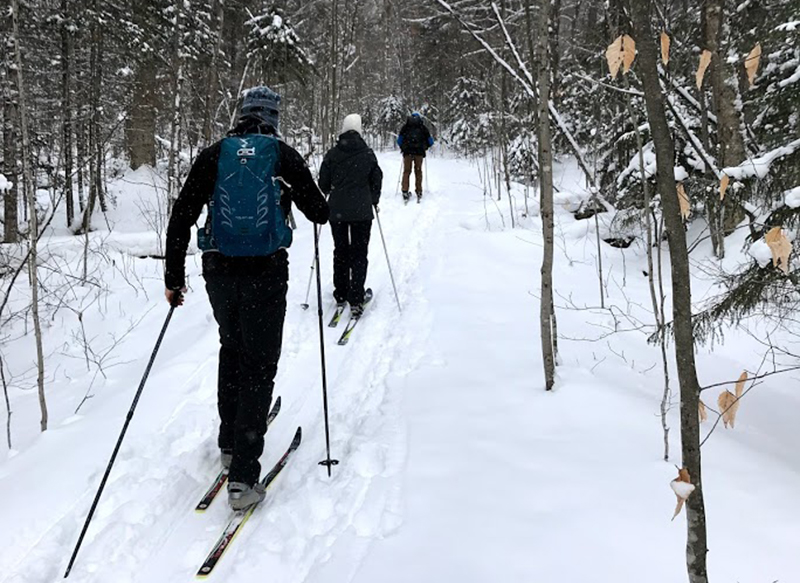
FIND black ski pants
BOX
[204,256,287,486]
[330,220,372,306]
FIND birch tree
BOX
[629,2,708,580]
[11,0,48,432]
[538,0,557,391]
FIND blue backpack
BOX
[197,134,292,256]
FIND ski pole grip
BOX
[170,290,184,308]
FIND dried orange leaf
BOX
[606,35,636,79]
[670,468,695,520]
[606,36,624,79]
[745,43,762,88]
[622,35,636,74]
[699,399,708,423]
[720,173,730,200]
[765,227,792,274]
[696,49,713,89]
[677,182,690,220]
[718,390,740,428]
[661,31,671,66]
[735,371,747,398]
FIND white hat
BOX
[341,113,362,135]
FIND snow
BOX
[779,64,800,88]
[670,481,696,499]
[1,152,799,583]
[674,165,689,182]
[722,138,800,180]
[776,21,800,32]
[0,173,11,192]
[749,238,773,267]
[618,143,656,186]
[784,185,800,208]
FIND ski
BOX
[328,303,347,328]
[337,289,373,346]
[195,396,282,512]
[196,426,302,578]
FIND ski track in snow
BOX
[1,153,800,582]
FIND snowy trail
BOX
[0,152,439,583]
[2,153,799,583]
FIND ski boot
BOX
[416,191,423,203]
[350,288,373,319]
[402,191,411,204]
[228,481,266,511]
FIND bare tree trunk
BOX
[1,355,11,449]
[3,22,19,244]
[524,1,540,127]
[167,0,186,215]
[538,0,556,392]
[61,0,75,229]
[202,0,226,145]
[328,0,340,149]
[623,75,671,460]
[703,0,746,255]
[11,0,47,432]
[126,3,157,169]
[630,2,708,580]
[83,0,103,236]
[76,115,86,212]
[549,0,562,99]
[499,0,515,226]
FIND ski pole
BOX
[395,157,403,197]
[313,225,338,476]
[64,294,181,578]
[424,156,430,195]
[374,209,402,313]
[300,224,321,310]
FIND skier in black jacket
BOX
[164,86,329,510]
[318,114,383,316]
[397,112,434,203]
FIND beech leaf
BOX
[670,468,695,520]
[699,399,708,423]
[718,389,740,429]
[765,227,792,274]
[735,371,747,398]
[720,173,730,201]
[696,50,713,89]
[606,35,636,79]
[745,43,762,88]
[677,182,690,220]
[660,31,671,66]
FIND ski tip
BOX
[288,426,302,449]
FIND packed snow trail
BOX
[1,153,799,583]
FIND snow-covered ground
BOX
[1,151,798,583]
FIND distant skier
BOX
[318,113,383,316]
[397,112,434,203]
[164,86,329,510]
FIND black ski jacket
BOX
[397,116,433,157]
[318,131,383,223]
[165,119,329,291]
